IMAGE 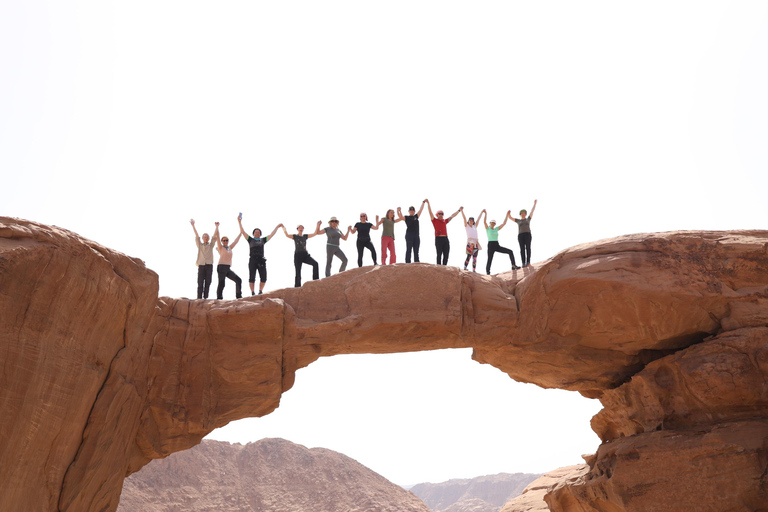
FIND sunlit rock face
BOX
[2,216,768,512]
[117,438,430,512]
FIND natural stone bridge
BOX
[2,217,768,511]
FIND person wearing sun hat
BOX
[316,216,351,277]
[508,199,538,267]
[481,209,519,274]
[425,198,461,265]
[281,222,321,287]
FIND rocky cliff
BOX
[411,473,540,512]
[2,216,768,511]
[117,438,429,512]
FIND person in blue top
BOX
[238,216,282,295]
[481,209,519,275]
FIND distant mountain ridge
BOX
[410,473,541,512]
[117,438,429,512]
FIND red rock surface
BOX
[117,438,430,512]
[2,217,768,511]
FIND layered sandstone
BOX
[1,217,768,512]
[117,438,430,512]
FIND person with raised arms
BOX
[400,200,426,263]
[213,220,243,300]
[425,198,461,266]
[375,208,403,265]
[316,216,351,277]
[350,212,378,267]
[509,199,538,267]
[281,222,321,287]
[238,216,282,296]
[459,207,482,272]
[190,219,217,299]
[482,209,519,275]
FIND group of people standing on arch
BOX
[190,198,537,300]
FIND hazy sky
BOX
[3,1,768,486]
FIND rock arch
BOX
[1,217,767,511]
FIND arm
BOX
[460,207,467,227]
[237,217,248,240]
[229,233,242,249]
[307,221,323,239]
[507,210,519,223]
[350,224,357,234]
[214,223,222,250]
[281,225,293,239]
[375,215,383,227]
[340,227,351,241]
[481,209,488,229]
[266,224,282,241]
[530,199,538,219]
[396,207,404,222]
[497,211,510,230]
[416,200,426,217]
[191,220,200,239]
[447,208,461,221]
[425,199,434,220]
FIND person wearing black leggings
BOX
[509,199,537,267]
[481,209,519,275]
[351,213,378,266]
[281,223,321,287]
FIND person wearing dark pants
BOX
[351,213,378,267]
[400,201,426,263]
[213,221,243,299]
[509,199,537,267]
[425,199,460,266]
[317,217,350,277]
[480,209,519,275]
[238,216,282,295]
[190,219,216,299]
[281,224,320,287]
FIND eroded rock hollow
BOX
[1,217,767,512]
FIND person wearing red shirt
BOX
[425,198,460,265]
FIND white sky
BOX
[2,0,767,486]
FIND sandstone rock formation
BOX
[411,472,539,512]
[117,438,430,512]
[2,216,768,511]
[499,466,590,512]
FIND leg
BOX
[495,243,518,268]
[307,254,319,280]
[326,245,334,277]
[357,239,365,267]
[294,253,303,287]
[486,242,497,274]
[381,237,389,265]
[389,238,396,263]
[464,245,471,270]
[472,246,478,270]
[248,258,257,295]
[227,268,242,299]
[443,239,450,265]
[258,260,267,293]
[203,264,213,299]
[435,239,442,265]
[405,233,414,263]
[413,235,420,263]
[337,248,348,272]
[216,264,227,299]
[366,240,377,265]
[524,233,532,266]
[197,265,205,299]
